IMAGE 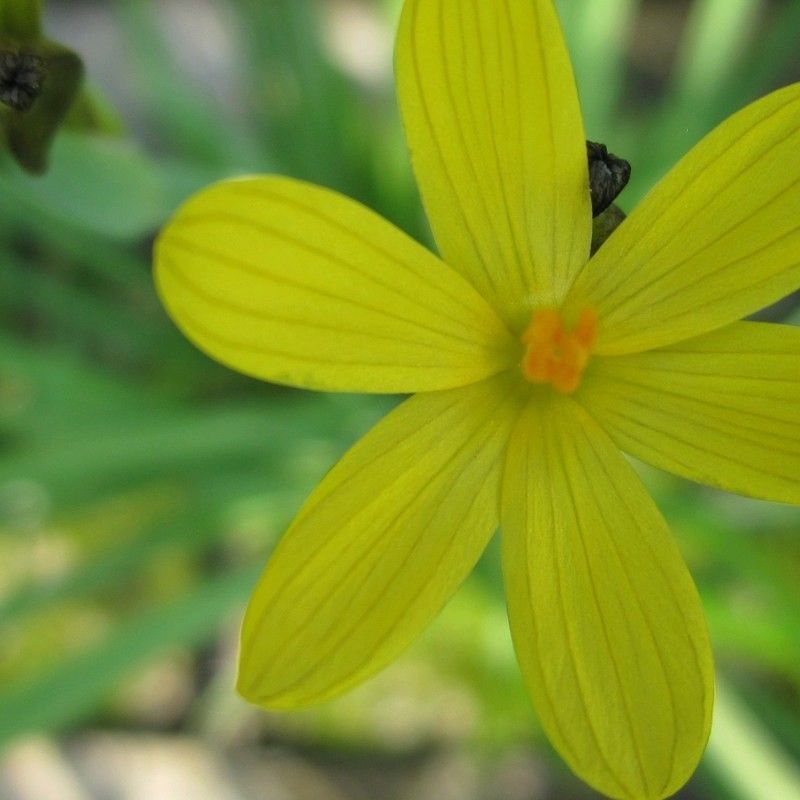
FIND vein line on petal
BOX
[576,406,712,743]
[466,0,525,294]
[592,372,800,430]
[175,306,500,376]
[502,0,534,296]
[571,405,679,793]
[241,395,466,652]
[593,384,800,460]
[586,90,800,301]
[516,417,582,770]
[597,412,709,484]
[260,386,511,699]
[223,183,493,323]
[407,0,501,299]
[555,410,651,795]
[545,416,632,797]
[174,308,450,372]
[161,247,501,357]
[604,374,799,408]
[592,404,800,500]
[629,251,800,337]
[434,0,511,294]
[529,0,559,290]
[165,218,494,341]
[600,173,800,323]
[607,361,800,386]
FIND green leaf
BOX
[0,130,165,238]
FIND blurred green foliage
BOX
[0,1,798,798]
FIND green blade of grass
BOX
[0,132,166,240]
[112,0,262,170]
[0,563,260,749]
[707,677,800,800]
[560,0,636,141]
[628,0,764,197]
[671,0,762,105]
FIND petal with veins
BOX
[238,373,527,708]
[396,0,591,327]
[502,398,713,799]
[155,176,515,393]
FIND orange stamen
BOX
[520,308,598,393]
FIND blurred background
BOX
[0,0,799,798]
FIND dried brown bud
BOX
[587,140,631,217]
[0,50,44,111]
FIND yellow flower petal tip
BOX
[521,307,598,393]
[503,401,714,800]
[234,374,528,712]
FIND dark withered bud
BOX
[587,140,631,217]
[1,41,83,173]
[0,50,44,111]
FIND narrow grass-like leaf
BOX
[628,0,764,197]
[113,0,262,170]
[0,564,261,748]
[559,0,636,140]
[707,678,800,800]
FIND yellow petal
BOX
[502,398,713,800]
[396,0,591,328]
[237,373,527,708]
[566,83,800,354]
[155,176,515,393]
[579,321,800,504]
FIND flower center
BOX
[520,307,598,393]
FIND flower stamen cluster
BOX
[521,307,598,393]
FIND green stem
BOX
[590,204,626,256]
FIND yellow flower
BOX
[153,1,800,797]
